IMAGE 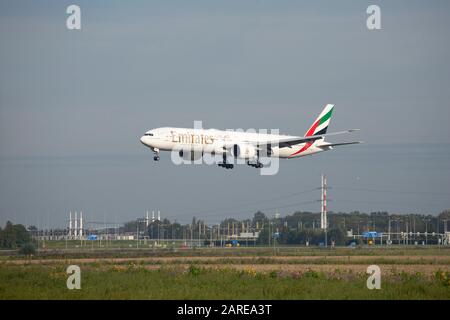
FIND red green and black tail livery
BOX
[305,104,334,137]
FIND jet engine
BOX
[178,149,203,161]
[231,144,257,159]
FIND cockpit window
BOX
[145,133,154,136]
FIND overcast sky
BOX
[1,0,449,228]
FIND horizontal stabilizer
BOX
[317,141,363,148]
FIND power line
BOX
[182,187,318,217]
[193,200,318,220]
[333,186,448,196]
[336,199,437,208]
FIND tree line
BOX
[0,221,30,249]
[1,209,448,248]
[118,209,450,246]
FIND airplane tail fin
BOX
[305,104,334,137]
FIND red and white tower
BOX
[321,174,327,230]
[74,211,78,238]
[69,211,73,238]
[79,211,83,238]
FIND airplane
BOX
[140,104,361,169]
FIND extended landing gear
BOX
[218,153,234,169]
[153,148,160,161]
[247,148,263,168]
[247,160,263,168]
[218,163,234,169]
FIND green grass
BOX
[2,245,450,261]
[0,264,449,300]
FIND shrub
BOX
[188,265,202,276]
[19,243,36,256]
[435,270,450,287]
[304,270,320,279]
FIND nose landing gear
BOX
[153,148,160,161]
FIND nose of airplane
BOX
[140,136,147,145]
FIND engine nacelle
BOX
[178,149,203,161]
[231,144,257,159]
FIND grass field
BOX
[1,246,450,299]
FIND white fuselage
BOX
[140,127,325,159]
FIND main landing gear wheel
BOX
[218,153,233,169]
[247,148,263,168]
[246,161,263,168]
[218,163,234,169]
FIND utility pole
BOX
[406,221,408,246]
[136,220,139,249]
[273,226,276,253]
[443,219,449,246]
[80,211,83,241]
[74,211,78,239]
[69,211,72,239]
[388,216,391,245]
[136,218,145,248]
[66,213,69,249]
[321,174,328,248]
[210,225,213,247]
